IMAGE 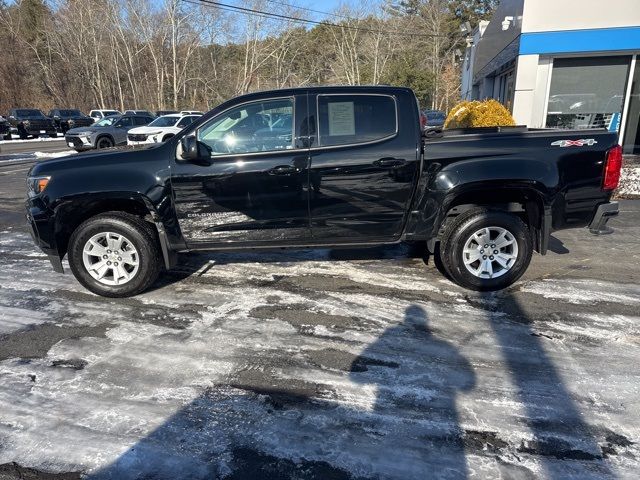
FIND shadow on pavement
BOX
[88,305,475,479]
[547,235,570,255]
[487,290,616,479]
[146,242,427,293]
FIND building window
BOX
[546,56,631,130]
[622,59,640,155]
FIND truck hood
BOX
[28,144,163,177]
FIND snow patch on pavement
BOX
[33,150,76,159]
[618,165,640,198]
[0,135,62,144]
[520,278,640,305]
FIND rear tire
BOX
[68,212,161,297]
[440,208,532,291]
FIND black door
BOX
[171,95,312,247]
[308,93,420,243]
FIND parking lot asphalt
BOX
[0,157,639,479]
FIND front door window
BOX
[197,98,294,156]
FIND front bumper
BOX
[128,133,163,145]
[65,134,94,151]
[25,127,57,136]
[26,199,64,273]
[588,201,619,235]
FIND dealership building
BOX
[461,0,640,155]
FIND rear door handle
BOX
[373,157,406,168]
[268,165,299,175]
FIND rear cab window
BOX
[317,94,397,147]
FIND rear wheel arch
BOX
[439,208,533,291]
[433,186,548,254]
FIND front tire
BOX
[96,136,114,149]
[440,209,532,291]
[68,213,161,297]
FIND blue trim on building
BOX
[520,26,640,55]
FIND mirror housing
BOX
[180,135,200,161]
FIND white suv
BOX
[89,109,121,123]
[126,113,201,145]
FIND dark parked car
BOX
[124,110,156,118]
[6,109,57,139]
[155,110,179,116]
[26,86,621,297]
[48,109,93,134]
[64,113,155,151]
[0,116,11,140]
[423,110,446,134]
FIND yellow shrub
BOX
[444,99,516,129]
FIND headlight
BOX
[27,176,51,196]
[76,131,93,136]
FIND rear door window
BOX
[117,117,133,127]
[133,116,150,126]
[317,95,397,147]
[177,116,196,128]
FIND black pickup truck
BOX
[48,109,93,134]
[25,86,621,297]
[7,109,57,139]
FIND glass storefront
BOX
[546,56,631,131]
[622,60,640,155]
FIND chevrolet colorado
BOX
[26,86,621,297]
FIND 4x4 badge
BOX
[551,139,598,147]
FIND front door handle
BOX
[268,165,299,175]
[373,157,406,168]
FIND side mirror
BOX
[180,135,199,161]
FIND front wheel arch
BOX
[67,212,162,297]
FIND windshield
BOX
[59,109,82,117]
[148,116,179,127]
[95,116,119,127]
[426,112,445,120]
[16,109,45,118]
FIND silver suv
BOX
[65,114,154,151]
